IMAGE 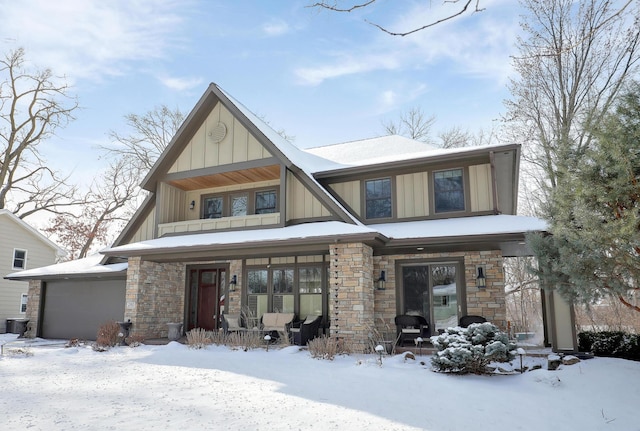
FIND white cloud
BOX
[262,19,291,37]
[158,75,203,91]
[295,53,399,86]
[0,0,189,83]
[292,0,518,87]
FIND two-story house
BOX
[6,83,577,351]
[0,209,64,333]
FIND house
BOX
[5,83,578,351]
[0,209,65,333]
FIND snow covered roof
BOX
[103,215,545,257]
[104,221,380,256]
[370,215,547,240]
[304,135,439,166]
[5,254,127,280]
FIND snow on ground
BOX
[1,334,638,431]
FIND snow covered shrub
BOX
[578,331,640,361]
[186,328,212,349]
[95,320,121,350]
[125,334,145,347]
[430,322,516,374]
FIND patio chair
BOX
[394,314,429,346]
[222,314,246,333]
[459,315,487,328]
[290,315,322,345]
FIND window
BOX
[255,190,277,214]
[201,189,278,219]
[20,294,28,313]
[245,260,328,323]
[272,268,294,313]
[247,269,268,327]
[13,249,26,270]
[231,194,248,216]
[434,169,464,213]
[203,196,223,218]
[365,178,392,219]
[299,267,323,320]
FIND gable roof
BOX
[0,209,65,257]
[140,83,357,225]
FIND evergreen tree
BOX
[528,85,640,312]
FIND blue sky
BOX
[0,0,521,187]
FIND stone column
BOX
[125,257,185,338]
[330,242,374,353]
[25,279,42,338]
[464,250,506,330]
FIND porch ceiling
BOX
[166,164,281,191]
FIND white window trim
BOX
[20,293,28,313]
[12,248,27,270]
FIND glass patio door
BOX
[401,264,459,335]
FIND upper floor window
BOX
[434,169,464,213]
[255,190,277,214]
[202,189,277,219]
[365,178,392,219]
[12,249,27,270]
[203,196,223,218]
[231,194,248,216]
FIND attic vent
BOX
[208,122,227,144]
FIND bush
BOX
[308,335,350,360]
[578,331,640,361]
[430,322,516,374]
[186,328,212,349]
[95,320,121,350]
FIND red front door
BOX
[188,268,226,331]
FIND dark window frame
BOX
[364,177,393,220]
[201,187,278,219]
[244,260,328,321]
[433,168,465,213]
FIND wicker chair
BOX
[394,314,429,346]
[459,315,487,328]
[290,315,322,345]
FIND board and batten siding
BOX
[396,172,429,219]
[156,182,186,225]
[468,164,494,212]
[127,206,157,243]
[286,172,330,221]
[169,102,271,173]
[0,217,59,332]
[328,181,361,217]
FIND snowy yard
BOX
[1,334,638,431]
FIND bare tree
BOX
[104,105,184,174]
[49,105,186,257]
[309,1,485,36]
[382,107,435,143]
[0,48,80,219]
[505,0,640,206]
[44,158,140,259]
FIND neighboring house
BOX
[6,83,577,351]
[0,209,65,333]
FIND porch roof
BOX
[101,214,546,262]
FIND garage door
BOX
[41,279,126,340]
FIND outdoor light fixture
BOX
[229,274,237,291]
[189,200,195,210]
[476,265,486,289]
[375,270,386,290]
